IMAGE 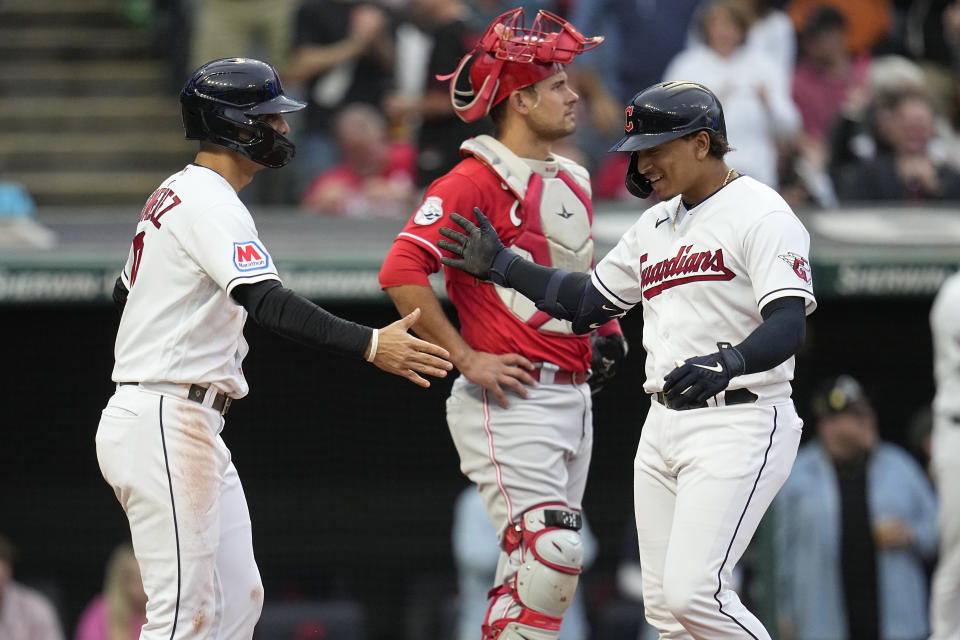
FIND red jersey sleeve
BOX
[379,165,498,289]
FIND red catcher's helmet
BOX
[438,8,603,123]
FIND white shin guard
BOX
[483,505,584,639]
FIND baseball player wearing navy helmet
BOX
[440,80,817,639]
[96,58,451,640]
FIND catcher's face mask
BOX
[438,8,603,123]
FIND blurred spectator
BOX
[774,375,938,640]
[384,0,490,187]
[928,271,960,640]
[559,0,703,173]
[663,0,801,190]
[835,90,960,201]
[73,543,146,640]
[0,167,55,249]
[786,0,894,56]
[741,0,796,76]
[947,1,960,69]
[569,0,702,106]
[0,176,36,219]
[300,103,417,217]
[901,0,960,120]
[451,485,597,640]
[0,534,64,640]
[826,55,960,195]
[783,5,869,208]
[793,6,870,154]
[190,0,297,69]
[286,0,395,195]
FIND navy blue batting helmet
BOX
[180,58,306,168]
[609,81,726,152]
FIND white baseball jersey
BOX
[592,175,816,398]
[928,270,960,640]
[931,271,960,419]
[112,165,280,397]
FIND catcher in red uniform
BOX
[378,9,626,639]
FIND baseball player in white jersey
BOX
[378,10,628,639]
[95,58,451,640]
[928,271,960,640]
[439,81,816,639]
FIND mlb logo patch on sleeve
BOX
[234,241,270,271]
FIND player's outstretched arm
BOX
[368,308,453,388]
[231,280,451,387]
[439,207,627,334]
[383,283,537,408]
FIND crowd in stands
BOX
[129,0,960,215]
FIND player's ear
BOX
[694,131,711,160]
[510,91,528,113]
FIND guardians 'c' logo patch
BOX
[778,252,811,283]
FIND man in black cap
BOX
[775,375,938,640]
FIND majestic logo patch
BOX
[640,245,735,299]
[414,196,444,225]
[556,203,574,219]
[233,241,269,271]
[778,252,811,283]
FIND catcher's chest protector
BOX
[461,135,593,335]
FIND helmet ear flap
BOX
[625,152,652,199]
[443,53,504,123]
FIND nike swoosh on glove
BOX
[662,342,746,409]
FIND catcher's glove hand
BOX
[662,342,746,409]
[438,208,518,285]
[588,332,628,396]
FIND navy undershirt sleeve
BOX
[112,276,128,315]
[501,259,625,334]
[231,280,372,358]
[735,296,807,374]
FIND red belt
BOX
[530,368,588,385]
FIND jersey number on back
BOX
[129,187,182,287]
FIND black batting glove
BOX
[588,333,629,396]
[438,208,518,286]
[662,342,746,408]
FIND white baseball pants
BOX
[929,418,960,640]
[634,399,802,640]
[445,373,593,585]
[96,385,263,640]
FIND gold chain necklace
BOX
[672,167,736,231]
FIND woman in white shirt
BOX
[665,0,800,189]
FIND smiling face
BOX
[633,131,712,201]
[888,95,935,155]
[521,70,580,141]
